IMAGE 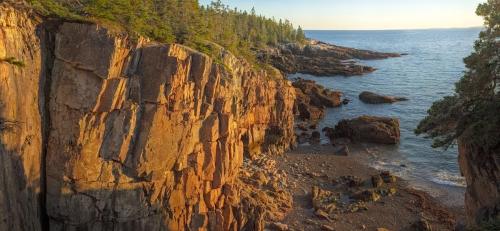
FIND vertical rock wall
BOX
[0,4,296,230]
[0,3,43,231]
[43,23,295,230]
[458,139,500,226]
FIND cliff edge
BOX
[0,3,295,230]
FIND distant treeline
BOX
[29,0,306,59]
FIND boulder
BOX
[321,225,336,231]
[335,145,350,156]
[297,101,325,121]
[371,175,384,188]
[297,123,309,131]
[333,116,400,144]
[339,175,363,188]
[312,186,338,214]
[311,131,321,143]
[293,79,342,121]
[359,91,407,104]
[297,132,311,144]
[381,171,397,183]
[269,222,289,231]
[410,218,432,231]
[352,190,381,202]
[322,127,335,141]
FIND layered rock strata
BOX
[0,3,296,231]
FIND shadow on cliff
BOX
[0,142,42,230]
[47,186,170,231]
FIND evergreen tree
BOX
[416,0,500,150]
[29,0,307,64]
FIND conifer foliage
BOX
[416,0,500,150]
[29,0,306,59]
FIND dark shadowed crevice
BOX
[37,19,62,231]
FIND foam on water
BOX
[294,28,482,206]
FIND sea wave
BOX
[430,170,466,187]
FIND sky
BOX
[199,0,486,30]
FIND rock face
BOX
[332,116,400,144]
[293,79,342,121]
[458,138,500,227]
[261,40,401,76]
[0,3,296,231]
[0,3,44,231]
[359,91,407,104]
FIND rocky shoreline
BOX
[1,2,486,231]
[260,40,402,76]
[275,144,463,231]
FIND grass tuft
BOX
[1,57,25,67]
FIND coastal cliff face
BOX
[0,3,295,231]
[0,3,43,231]
[458,139,500,226]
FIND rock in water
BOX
[293,79,342,121]
[359,91,408,104]
[333,116,400,144]
[311,131,321,143]
[323,127,335,140]
[262,40,401,76]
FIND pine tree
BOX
[416,0,500,150]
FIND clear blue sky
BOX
[199,0,485,30]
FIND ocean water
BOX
[293,28,482,207]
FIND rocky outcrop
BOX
[261,40,401,76]
[0,3,296,231]
[359,91,407,104]
[458,138,500,227]
[332,116,400,144]
[293,79,342,121]
[45,25,295,231]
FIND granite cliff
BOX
[458,139,500,227]
[0,3,295,230]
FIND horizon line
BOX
[303,26,484,31]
